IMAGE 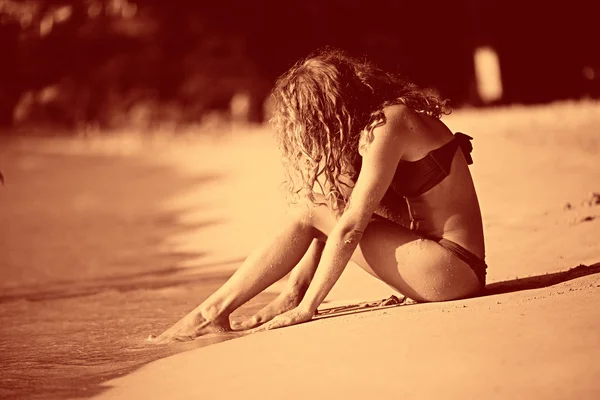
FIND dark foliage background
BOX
[1,0,598,130]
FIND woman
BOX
[153,48,487,342]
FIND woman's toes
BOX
[233,315,261,330]
[231,290,303,332]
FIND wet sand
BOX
[0,136,275,399]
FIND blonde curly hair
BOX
[270,47,450,211]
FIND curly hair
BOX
[270,47,450,211]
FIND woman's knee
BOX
[287,201,315,228]
[288,201,335,235]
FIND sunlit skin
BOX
[151,104,485,343]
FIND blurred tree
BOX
[1,0,597,131]
[1,0,152,128]
[480,0,599,103]
[0,0,31,126]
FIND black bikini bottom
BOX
[433,237,487,288]
[369,213,488,288]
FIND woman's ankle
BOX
[196,302,230,324]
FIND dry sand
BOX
[4,101,600,399]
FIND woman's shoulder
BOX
[358,104,414,156]
[381,104,455,161]
[367,104,421,145]
[382,104,419,130]
[382,104,449,143]
[376,105,424,149]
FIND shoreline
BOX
[97,265,600,400]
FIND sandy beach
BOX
[1,101,599,399]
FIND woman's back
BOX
[362,106,486,260]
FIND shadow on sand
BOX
[314,261,600,320]
[479,262,600,296]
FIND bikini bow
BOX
[454,132,474,165]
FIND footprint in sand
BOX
[563,192,600,224]
[582,192,600,207]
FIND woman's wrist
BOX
[298,299,318,316]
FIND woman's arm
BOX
[258,107,411,330]
[299,109,409,313]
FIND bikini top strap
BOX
[454,132,474,165]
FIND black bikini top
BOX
[353,132,475,198]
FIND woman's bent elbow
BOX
[337,227,364,246]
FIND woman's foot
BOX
[232,289,303,330]
[149,308,231,344]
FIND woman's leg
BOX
[152,207,321,342]
[235,190,414,330]
[305,204,482,302]
[230,202,480,331]
[153,201,481,342]
[232,239,325,330]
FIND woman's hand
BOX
[253,307,314,332]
